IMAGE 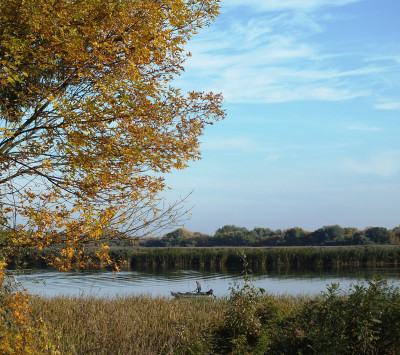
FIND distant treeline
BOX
[139,224,400,248]
[7,225,400,270]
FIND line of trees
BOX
[139,224,400,247]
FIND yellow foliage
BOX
[0,0,224,268]
[0,264,59,354]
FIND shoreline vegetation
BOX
[30,278,400,354]
[7,223,400,270]
[7,239,400,354]
[9,245,400,270]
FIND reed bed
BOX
[9,245,400,270]
[31,295,228,355]
[115,245,400,270]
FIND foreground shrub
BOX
[209,256,400,355]
[210,253,267,354]
[0,262,57,354]
[268,278,400,354]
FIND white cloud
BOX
[345,124,383,132]
[175,0,397,107]
[198,65,370,103]
[182,45,373,103]
[200,137,254,150]
[344,152,400,178]
[178,2,382,104]
[367,55,400,65]
[200,137,287,164]
[221,0,363,12]
[375,102,400,110]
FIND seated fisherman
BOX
[196,281,201,293]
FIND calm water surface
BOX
[15,266,400,298]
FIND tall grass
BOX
[31,295,226,355]
[30,279,400,354]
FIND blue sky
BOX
[164,0,400,235]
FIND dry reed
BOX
[31,295,226,354]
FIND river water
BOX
[13,266,400,298]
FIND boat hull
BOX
[171,289,214,298]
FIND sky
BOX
[163,0,400,235]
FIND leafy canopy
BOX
[0,0,224,269]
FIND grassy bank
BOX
[31,278,400,354]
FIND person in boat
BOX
[196,281,201,293]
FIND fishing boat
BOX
[170,289,215,298]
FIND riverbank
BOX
[10,245,400,270]
[30,278,400,354]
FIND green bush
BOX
[268,278,400,354]
[210,253,266,354]
[209,260,400,355]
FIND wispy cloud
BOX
[183,54,372,103]
[221,0,363,12]
[343,152,400,178]
[200,136,287,163]
[345,123,383,132]
[178,0,393,105]
[375,102,400,110]
[367,55,400,65]
[200,137,255,150]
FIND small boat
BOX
[171,289,215,298]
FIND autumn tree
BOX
[0,0,225,270]
[390,226,400,244]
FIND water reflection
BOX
[14,266,400,298]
